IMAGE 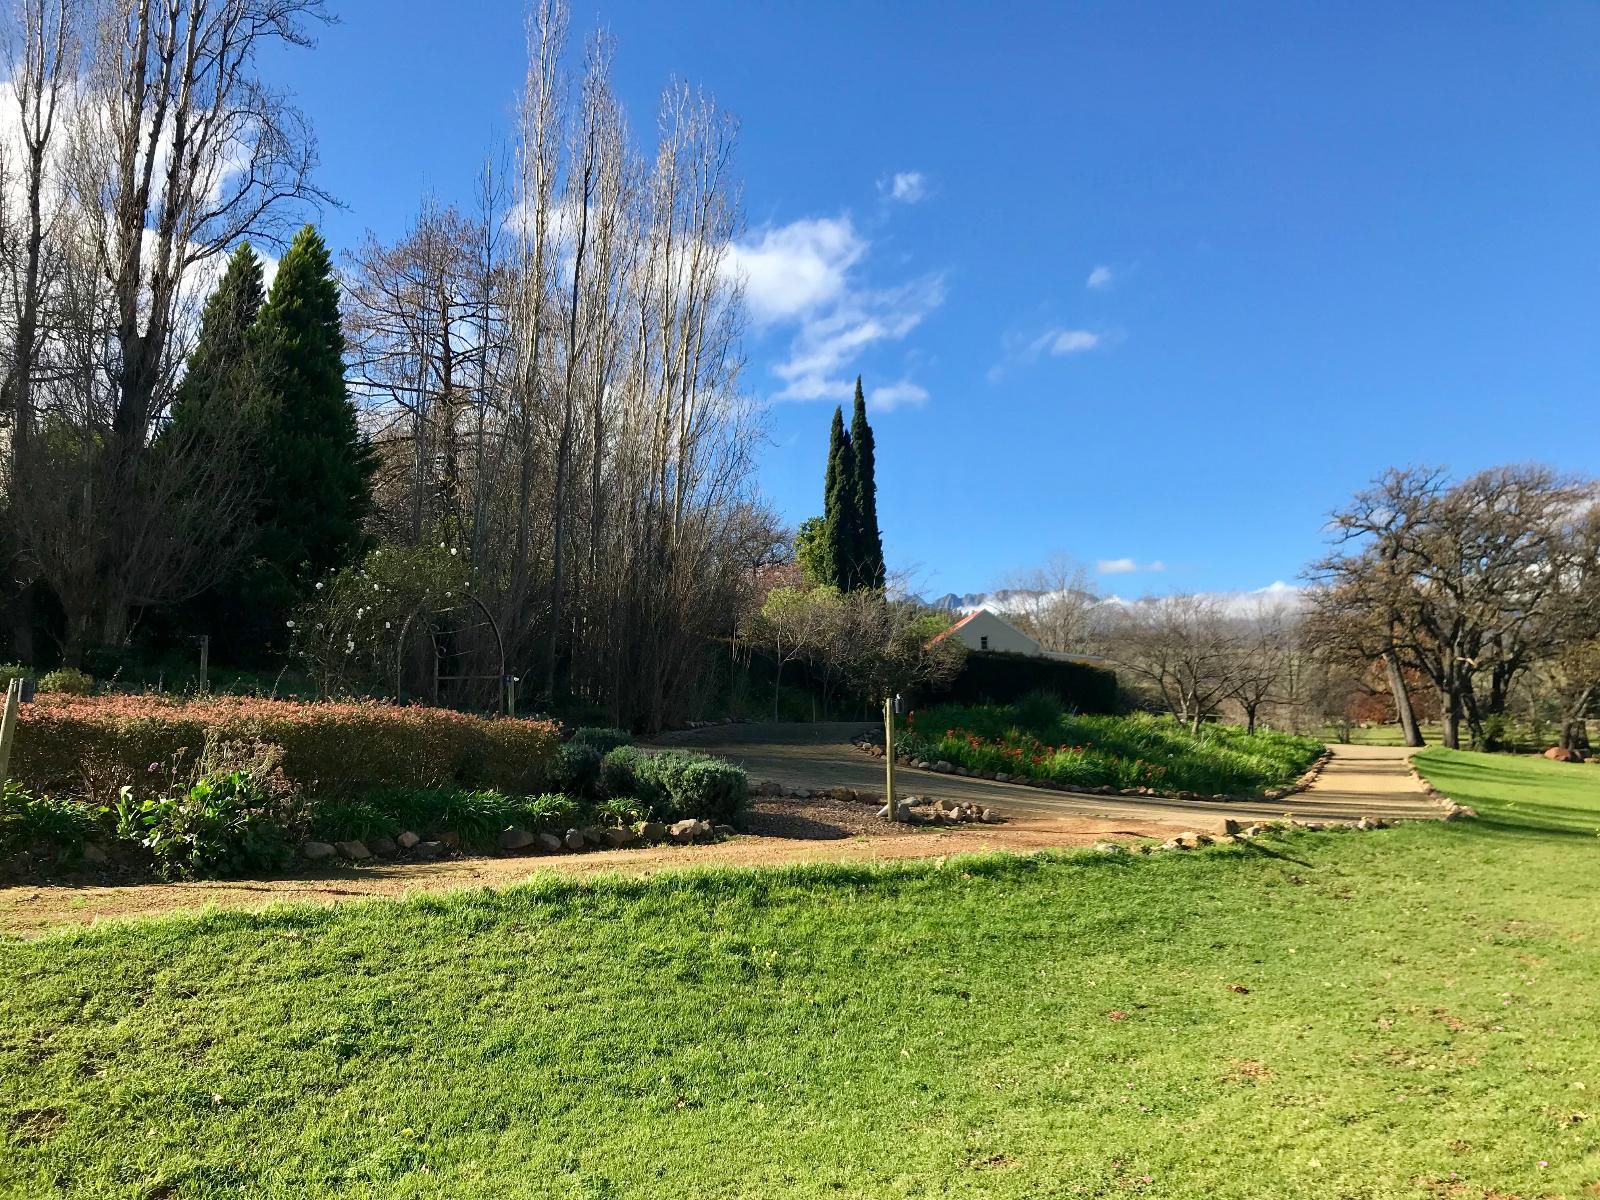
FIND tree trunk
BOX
[1440,688,1461,750]
[1383,652,1424,747]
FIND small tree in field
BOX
[742,585,843,719]
[837,594,966,707]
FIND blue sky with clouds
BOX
[270,0,1600,597]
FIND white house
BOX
[929,608,1107,665]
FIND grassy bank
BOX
[2,754,1597,1197]
[901,695,1324,795]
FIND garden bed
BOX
[884,696,1325,799]
[0,705,752,885]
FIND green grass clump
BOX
[901,693,1323,795]
[3,753,1599,1196]
[0,783,100,866]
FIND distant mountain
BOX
[923,587,1047,613]
[918,581,1304,617]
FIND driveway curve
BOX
[657,723,1441,825]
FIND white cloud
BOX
[882,171,927,204]
[1086,265,1113,290]
[869,380,929,411]
[727,216,866,326]
[1037,328,1102,356]
[1097,558,1165,575]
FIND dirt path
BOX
[0,732,1434,940]
[665,724,1441,824]
[0,813,1179,939]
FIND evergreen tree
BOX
[848,376,885,590]
[822,405,861,590]
[171,243,267,433]
[244,225,375,639]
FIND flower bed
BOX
[11,696,562,800]
[897,697,1325,798]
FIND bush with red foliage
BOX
[12,696,561,801]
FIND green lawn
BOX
[2,755,1599,1197]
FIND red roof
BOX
[928,609,983,646]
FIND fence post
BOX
[0,679,21,789]
[883,695,897,822]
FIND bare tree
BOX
[1315,464,1585,749]
[0,0,334,661]
[1001,554,1101,654]
[1106,594,1239,732]
[1225,600,1295,734]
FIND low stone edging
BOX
[1094,813,1400,856]
[1403,759,1479,822]
[852,732,1334,808]
[298,817,733,866]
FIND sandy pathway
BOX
[0,737,1433,939]
[0,813,1185,939]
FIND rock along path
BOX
[661,723,1441,825]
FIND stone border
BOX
[1092,812,1400,856]
[299,818,732,866]
[852,731,1334,808]
[1403,758,1479,822]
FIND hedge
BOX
[11,697,562,800]
[931,649,1119,714]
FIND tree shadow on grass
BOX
[1236,841,1312,867]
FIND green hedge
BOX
[931,650,1119,714]
[13,697,563,800]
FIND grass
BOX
[2,755,1599,1197]
[902,695,1324,796]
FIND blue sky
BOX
[269,1,1600,598]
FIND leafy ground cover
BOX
[900,694,1324,795]
[2,751,1597,1196]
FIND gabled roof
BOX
[927,608,984,646]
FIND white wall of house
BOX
[946,609,1044,656]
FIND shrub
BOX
[569,726,633,756]
[112,739,307,880]
[599,745,650,803]
[630,749,749,824]
[0,663,29,690]
[11,696,561,801]
[37,668,93,696]
[0,783,99,864]
[554,741,604,800]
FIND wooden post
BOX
[883,695,897,822]
[197,635,209,694]
[0,679,20,789]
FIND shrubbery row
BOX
[11,696,563,799]
[0,717,750,880]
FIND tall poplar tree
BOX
[849,376,885,590]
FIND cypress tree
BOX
[849,376,885,590]
[822,405,861,590]
[171,243,266,433]
[246,225,375,630]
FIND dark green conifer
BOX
[849,377,885,590]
